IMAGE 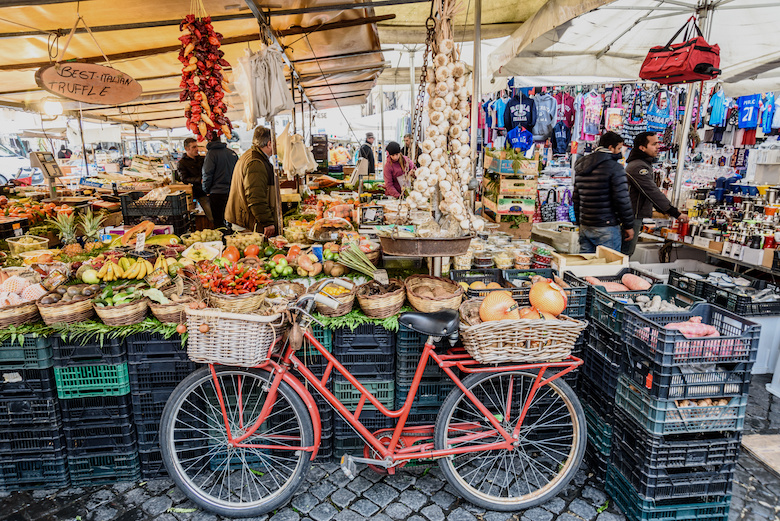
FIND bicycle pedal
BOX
[340,454,357,480]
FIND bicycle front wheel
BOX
[160,366,313,518]
[435,370,585,511]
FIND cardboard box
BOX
[763,249,775,269]
[485,155,538,175]
[742,247,764,266]
[483,195,535,214]
[498,177,538,195]
[709,241,724,253]
[551,246,628,277]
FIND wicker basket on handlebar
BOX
[309,278,355,317]
[185,307,287,366]
[459,299,587,364]
[356,279,406,319]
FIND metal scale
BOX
[29,151,63,198]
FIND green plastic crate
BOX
[333,380,394,411]
[0,335,52,370]
[584,403,613,456]
[303,323,332,356]
[54,363,131,399]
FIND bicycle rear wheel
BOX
[435,370,585,511]
[160,366,313,518]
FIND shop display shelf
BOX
[333,352,395,381]
[335,408,394,438]
[0,366,56,399]
[54,363,131,399]
[396,350,444,380]
[0,427,65,456]
[63,421,137,456]
[138,448,166,479]
[333,380,394,411]
[579,372,616,420]
[333,324,395,353]
[126,360,196,392]
[0,335,52,370]
[0,451,69,491]
[503,268,589,319]
[590,285,702,336]
[580,344,620,401]
[120,190,189,218]
[622,303,760,367]
[395,379,454,409]
[130,389,176,425]
[623,345,753,400]
[698,269,780,316]
[611,439,734,501]
[668,269,710,298]
[125,332,187,363]
[585,444,608,484]
[606,465,730,521]
[612,411,742,469]
[52,336,126,368]
[584,403,612,456]
[59,394,133,424]
[0,397,59,427]
[68,450,140,486]
[615,375,747,435]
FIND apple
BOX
[81,269,100,284]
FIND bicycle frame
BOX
[210,326,582,467]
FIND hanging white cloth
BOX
[235,47,293,126]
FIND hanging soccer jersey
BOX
[708,89,728,127]
[737,94,760,129]
[761,93,775,134]
[507,126,534,151]
[494,97,509,128]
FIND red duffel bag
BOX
[639,17,721,85]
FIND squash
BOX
[121,221,155,246]
[470,281,486,290]
[622,273,651,291]
[529,279,567,316]
[479,291,520,321]
[486,282,502,289]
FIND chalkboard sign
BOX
[35,63,142,105]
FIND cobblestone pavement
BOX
[2,377,779,521]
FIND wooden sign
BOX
[35,63,142,105]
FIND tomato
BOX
[223,246,240,262]
[244,244,260,257]
[272,253,286,263]
[286,245,301,262]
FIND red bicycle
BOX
[160,279,586,518]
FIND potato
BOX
[323,260,335,275]
[330,263,348,277]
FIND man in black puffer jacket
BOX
[573,132,634,253]
[203,134,239,229]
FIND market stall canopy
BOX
[487,0,780,97]
[0,0,391,128]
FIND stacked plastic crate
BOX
[332,324,395,456]
[53,336,139,485]
[125,332,196,478]
[607,302,758,521]
[0,335,68,491]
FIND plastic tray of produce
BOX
[502,269,588,319]
[450,268,522,298]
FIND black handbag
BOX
[541,190,559,223]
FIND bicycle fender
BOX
[267,360,322,461]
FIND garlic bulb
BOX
[429,160,442,173]
[458,117,470,129]
[458,100,469,111]
[455,75,466,87]
[426,68,435,83]
[446,77,455,90]
[431,97,447,112]
[458,90,468,101]
[435,82,449,95]
[416,166,430,179]
[414,179,427,192]
[437,121,450,134]
[429,111,444,125]
[452,61,466,78]
[450,110,462,124]
[434,53,449,67]
[425,83,436,97]
[433,135,447,149]
[440,179,452,192]
[439,39,455,55]
[444,92,454,105]
[458,132,469,144]
[435,66,451,82]
[449,125,462,138]
[425,126,439,138]
[430,148,443,161]
[421,139,435,153]
[458,145,471,157]
[418,153,432,167]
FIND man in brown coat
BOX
[225,126,278,237]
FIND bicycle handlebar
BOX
[313,292,340,310]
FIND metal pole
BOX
[672,82,697,206]
[291,76,297,134]
[379,85,385,180]
[409,49,416,160]
[469,0,482,204]
[133,124,139,155]
[78,103,89,177]
[269,118,283,234]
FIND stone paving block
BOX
[541,497,566,514]
[146,479,175,495]
[447,507,477,521]
[582,485,608,507]
[167,487,188,504]
[309,481,338,501]
[269,508,301,521]
[346,476,373,494]
[568,498,598,520]
[384,473,416,491]
[383,501,412,520]
[557,514,584,521]
[88,505,118,521]
[484,513,515,521]
[122,488,151,507]
[291,492,319,514]
[328,470,352,489]
[350,498,380,517]
[521,507,553,521]
[330,488,357,509]
[142,496,173,516]
[596,512,626,521]
[421,504,445,521]
[415,476,446,495]
[430,490,456,510]
[399,489,428,511]
[307,466,328,483]
[334,508,367,521]
[85,488,115,510]
[364,483,399,508]
[309,502,339,521]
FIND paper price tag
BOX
[135,232,146,252]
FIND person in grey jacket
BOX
[622,131,688,256]
[573,132,635,253]
[203,134,239,229]
[532,92,557,141]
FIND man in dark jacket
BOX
[622,131,688,256]
[225,126,278,237]
[177,137,213,223]
[203,134,239,229]
[573,131,635,253]
[359,133,375,174]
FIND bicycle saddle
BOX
[399,309,459,337]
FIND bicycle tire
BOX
[160,366,314,518]
[434,370,585,511]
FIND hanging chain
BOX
[411,16,435,144]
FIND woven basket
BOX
[366,250,380,264]
[37,289,94,325]
[207,289,266,314]
[406,275,463,312]
[309,278,355,317]
[94,297,150,326]
[356,279,406,319]
[0,301,40,327]
[458,299,587,364]
[185,307,287,366]
[150,297,194,324]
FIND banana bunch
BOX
[123,258,156,280]
[96,260,128,282]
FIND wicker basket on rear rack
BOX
[185,307,288,367]
[459,299,587,364]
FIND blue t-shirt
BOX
[482,101,493,129]
[708,89,728,127]
[761,93,775,134]
[738,94,761,129]
[507,126,534,151]
[494,98,509,128]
